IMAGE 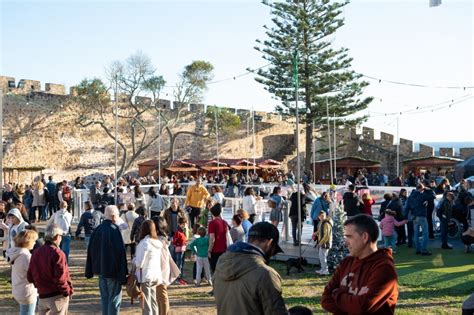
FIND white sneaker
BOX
[315,270,322,274]
[319,271,330,275]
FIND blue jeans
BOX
[99,275,122,315]
[383,235,397,251]
[60,235,71,263]
[84,235,91,249]
[413,216,429,253]
[173,251,185,278]
[19,303,36,315]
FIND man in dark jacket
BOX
[85,205,128,315]
[438,192,454,249]
[406,184,435,255]
[214,222,287,315]
[27,224,73,314]
[343,185,361,217]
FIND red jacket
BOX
[362,198,375,216]
[321,248,398,315]
[27,241,73,298]
[172,229,187,247]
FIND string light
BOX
[361,74,473,90]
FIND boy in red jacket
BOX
[172,217,188,285]
[27,224,73,315]
[321,214,398,314]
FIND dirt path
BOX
[0,239,217,315]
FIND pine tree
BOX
[328,204,348,271]
[254,0,373,171]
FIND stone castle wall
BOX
[1,75,472,182]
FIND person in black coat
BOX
[85,205,128,315]
[343,185,361,217]
[289,190,307,246]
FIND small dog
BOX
[286,257,308,275]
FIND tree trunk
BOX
[305,121,313,172]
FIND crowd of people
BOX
[0,167,473,314]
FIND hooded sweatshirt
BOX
[7,246,38,305]
[213,242,288,315]
[133,235,164,283]
[7,208,28,250]
[321,248,398,315]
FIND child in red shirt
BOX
[172,217,188,285]
[362,193,375,217]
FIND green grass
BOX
[0,241,471,314]
[270,245,473,314]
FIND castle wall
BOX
[2,75,473,181]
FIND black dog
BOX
[286,257,308,275]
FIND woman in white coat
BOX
[7,229,39,315]
[133,220,164,315]
[151,216,180,315]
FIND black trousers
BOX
[396,225,406,244]
[209,252,224,273]
[407,221,414,247]
[427,206,434,238]
[189,207,202,228]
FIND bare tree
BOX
[74,53,215,177]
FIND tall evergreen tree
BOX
[254,0,373,172]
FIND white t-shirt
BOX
[242,195,257,215]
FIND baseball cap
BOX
[248,222,284,254]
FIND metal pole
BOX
[326,97,333,185]
[215,108,219,175]
[397,115,400,177]
[158,110,161,185]
[252,106,256,174]
[114,81,118,204]
[312,120,316,184]
[333,112,337,181]
[247,113,250,178]
[293,51,302,257]
[0,89,3,190]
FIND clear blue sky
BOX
[1,0,473,144]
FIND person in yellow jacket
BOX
[185,177,210,227]
[314,210,333,275]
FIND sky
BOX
[1,0,473,144]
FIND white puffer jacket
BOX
[7,247,38,305]
[120,211,138,245]
[134,236,164,283]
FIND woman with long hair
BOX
[146,187,165,217]
[269,187,283,227]
[151,216,179,315]
[133,220,163,315]
[31,182,46,222]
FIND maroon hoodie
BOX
[27,240,73,298]
[321,248,398,314]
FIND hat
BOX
[248,222,284,254]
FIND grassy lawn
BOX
[0,240,472,314]
[274,244,473,314]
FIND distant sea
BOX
[415,141,474,154]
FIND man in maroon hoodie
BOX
[321,214,398,314]
[27,224,73,315]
